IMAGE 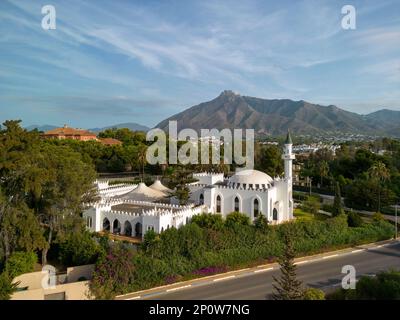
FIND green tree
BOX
[4,251,37,279]
[59,230,104,267]
[141,230,160,258]
[332,182,344,217]
[0,272,18,300]
[272,231,303,300]
[301,196,320,215]
[368,161,391,212]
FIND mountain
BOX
[89,122,149,133]
[25,124,58,132]
[155,90,400,137]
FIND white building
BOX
[83,131,295,238]
[187,131,295,223]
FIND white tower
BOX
[282,130,295,180]
[282,130,295,219]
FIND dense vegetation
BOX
[90,212,393,299]
[327,269,400,300]
[300,139,400,213]
[0,121,98,298]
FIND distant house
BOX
[42,125,122,146]
[42,125,97,141]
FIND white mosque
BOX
[83,132,295,239]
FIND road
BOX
[138,241,400,300]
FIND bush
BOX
[372,212,384,222]
[90,244,135,299]
[225,212,250,227]
[303,287,325,300]
[254,215,269,232]
[59,231,104,267]
[301,196,321,215]
[327,269,400,300]
[347,211,363,228]
[5,251,37,279]
[191,213,224,230]
[0,272,18,300]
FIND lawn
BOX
[294,208,327,222]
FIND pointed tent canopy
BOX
[285,130,292,144]
[149,179,172,193]
[119,182,167,201]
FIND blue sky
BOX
[0,0,399,128]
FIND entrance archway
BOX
[135,222,143,238]
[103,218,110,232]
[124,221,132,236]
[113,219,121,234]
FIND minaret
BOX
[282,130,295,180]
[282,130,295,219]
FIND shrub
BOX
[5,251,37,279]
[225,212,250,227]
[254,215,269,232]
[0,272,18,300]
[59,231,104,267]
[301,196,321,215]
[90,244,135,299]
[347,211,363,228]
[327,269,400,300]
[191,213,224,230]
[372,212,384,222]
[303,288,325,300]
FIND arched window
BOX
[273,208,278,221]
[216,195,221,213]
[254,198,259,218]
[199,193,204,205]
[234,196,240,212]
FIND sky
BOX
[0,0,399,128]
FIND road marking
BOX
[213,275,235,282]
[322,254,339,259]
[295,260,309,265]
[126,296,141,300]
[254,267,273,273]
[351,249,363,253]
[166,285,192,292]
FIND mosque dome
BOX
[228,169,273,189]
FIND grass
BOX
[294,208,328,222]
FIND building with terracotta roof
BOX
[43,125,97,141]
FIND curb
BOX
[115,238,399,300]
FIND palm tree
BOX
[368,161,390,212]
[318,161,329,187]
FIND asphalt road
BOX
[144,242,400,300]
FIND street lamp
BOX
[395,204,398,240]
